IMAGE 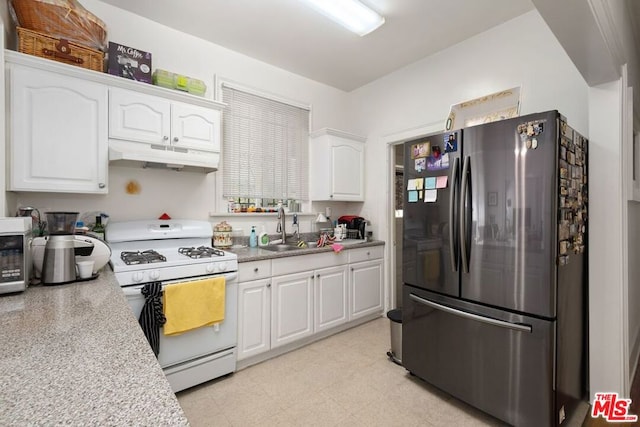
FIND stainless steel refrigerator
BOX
[402,111,587,427]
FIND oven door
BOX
[122,271,238,369]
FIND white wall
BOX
[349,10,589,243]
[588,79,626,397]
[10,0,350,225]
[629,201,640,377]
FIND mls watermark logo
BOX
[591,392,638,422]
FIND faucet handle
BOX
[293,214,298,225]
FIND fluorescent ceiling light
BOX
[301,0,385,36]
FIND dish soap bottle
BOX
[249,226,258,248]
[258,226,270,247]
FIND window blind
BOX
[222,85,309,201]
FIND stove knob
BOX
[149,270,160,280]
[132,272,144,283]
[206,263,215,273]
[218,262,227,272]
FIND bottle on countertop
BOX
[258,226,269,247]
[249,226,258,248]
[90,216,105,240]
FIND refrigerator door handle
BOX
[409,293,533,333]
[459,156,470,273]
[449,157,460,272]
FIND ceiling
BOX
[99,0,535,92]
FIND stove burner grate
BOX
[120,250,167,265]
[178,246,225,259]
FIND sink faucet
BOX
[277,205,286,243]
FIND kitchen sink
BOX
[261,244,301,252]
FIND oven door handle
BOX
[121,272,238,296]
[164,272,238,286]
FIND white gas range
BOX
[107,219,239,393]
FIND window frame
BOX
[216,78,311,212]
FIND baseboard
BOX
[630,327,640,386]
[237,312,384,370]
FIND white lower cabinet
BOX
[237,244,384,365]
[237,279,271,361]
[271,272,314,349]
[314,265,349,332]
[350,259,384,320]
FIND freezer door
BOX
[402,131,461,297]
[403,285,555,427]
[461,111,558,318]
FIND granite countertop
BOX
[228,239,385,262]
[0,270,189,426]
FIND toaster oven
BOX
[0,217,32,295]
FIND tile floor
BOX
[177,317,588,426]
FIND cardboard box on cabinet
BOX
[107,42,152,83]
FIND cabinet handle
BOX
[163,136,169,141]
[173,137,179,142]
[367,252,370,256]
[310,276,314,279]
[98,183,106,189]
[316,274,320,278]
[351,268,354,271]
[254,268,259,273]
[330,195,333,198]
[267,283,271,288]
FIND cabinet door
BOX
[109,88,171,145]
[9,65,108,193]
[171,102,220,152]
[237,279,271,361]
[314,265,349,332]
[271,272,314,348]
[350,260,384,320]
[331,141,364,201]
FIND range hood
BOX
[108,140,219,173]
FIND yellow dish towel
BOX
[163,277,225,336]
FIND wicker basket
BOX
[17,27,104,72]
[10,0,107,51]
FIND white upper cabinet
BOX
[5,51,225,183]
[109,88,220,153]
[171,102,220,152]
[310,128,365,202]
[7,63,108,193]
[109,89,170,145]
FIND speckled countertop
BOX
[228,239,385,262]
[0,270,189,426]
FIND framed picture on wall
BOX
[488,191,498,206]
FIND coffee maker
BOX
[337,216,367,240]
[41,212,90,285]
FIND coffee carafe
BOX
[42,212,79,285]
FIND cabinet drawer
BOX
[272,251,348,276]
[239,260,271,282]
[348,246,383,263]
